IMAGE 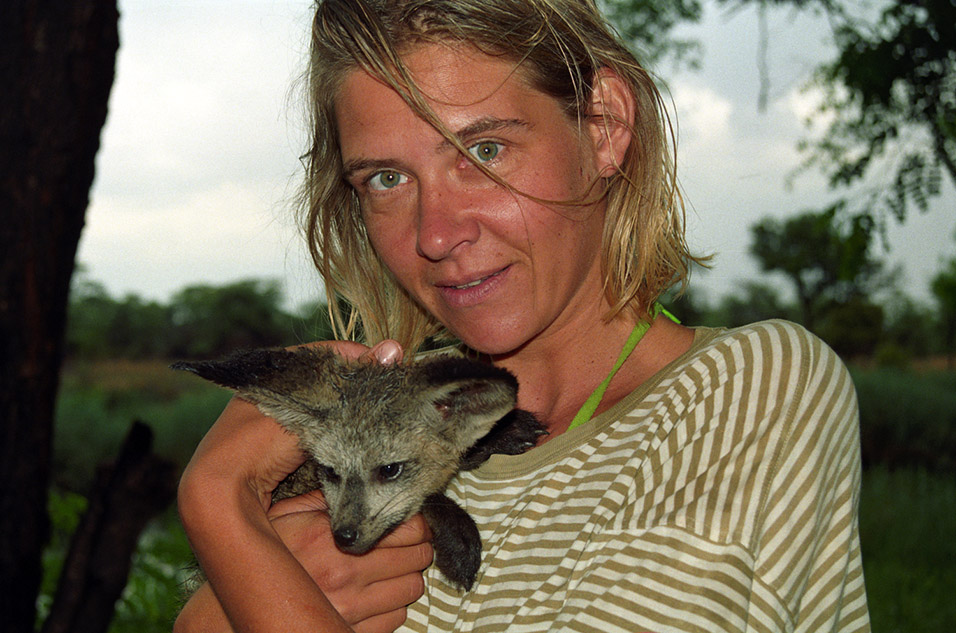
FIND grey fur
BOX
[172,347,546,591]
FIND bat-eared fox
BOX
[173,346,546,591]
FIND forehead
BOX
[333,43,562,152]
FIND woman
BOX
[176,1,870,631]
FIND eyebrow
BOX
[342,116,530,181]
[437,117,530,150]
[342,157,403,182]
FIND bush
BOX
[850,367,956,472]
[54,359,231,491]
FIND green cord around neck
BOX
[567,303,679,431]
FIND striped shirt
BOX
[401,320,870,632]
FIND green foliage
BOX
[718,0,955,221]
[36,490,89,626]
[805,0,955,221]
[167,279,291,357]
[815,295,884,358]
[880,290,945,360]
[931,252,956,365]
[65,275,332,361]
[859,468,956,633]
[749,204,885,352]
[600,0,703,66]
[108,513,193,633]
[709,281,798,328]
[67,279,172,359]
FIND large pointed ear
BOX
[587,67,636,177]
[417,357,520,453]
[171,347,341,422]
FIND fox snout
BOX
[329,520,397,554]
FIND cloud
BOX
[669,81,734,148]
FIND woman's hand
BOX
[175,340,427,633]
[268,491,432,632]
[176,494,433,633]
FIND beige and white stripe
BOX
[401,320,870,633]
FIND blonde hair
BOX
[299,0,700,352]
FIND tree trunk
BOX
[40,422,177,633]
[0,2,118,632]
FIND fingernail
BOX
[374,340,403,365]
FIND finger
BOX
[299,339,371,360]
[378,513,432,547]
[361,339,404,365]
[365,541,434,577]
[353,608,409,633]
[268,490,329,518]
[342,569,424,625]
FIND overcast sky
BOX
[78,0,956,312]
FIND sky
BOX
[78,0,956,312]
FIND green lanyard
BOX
[567,303,679,431]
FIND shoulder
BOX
[694,319,860,467]
[663,319,858,445]
[690,319,849,391]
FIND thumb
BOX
[363,339,404,365]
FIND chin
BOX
[451,322,532,358]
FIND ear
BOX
[418,357,520,453]
[587,67,636,177]
[171,347,340,419]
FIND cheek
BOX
[366,226,421,293]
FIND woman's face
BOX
[335,44,618,356]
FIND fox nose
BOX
[333,527,358,548]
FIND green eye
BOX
[468,141,502,163]
[369,170,407,191]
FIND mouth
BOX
[436,266,510,307]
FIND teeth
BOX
[455,278,484,289]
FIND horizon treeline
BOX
[65,276,334,361]
[66,268,953,367]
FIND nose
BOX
[415,178,480,261]
[333,526,358,549]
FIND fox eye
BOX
[317,464,340,484]
[377,462,405,482]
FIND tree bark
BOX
[0,2,118,632]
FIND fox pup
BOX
[173,346,546,590]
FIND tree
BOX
[0,2,118,631]
[712,281,797,327]
[810,0,955,221]
[931,252,956,367]
[169,279,293,358]
[724,0,956,221]
[601,0,704,66]
[749,203,884,333]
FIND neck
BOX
[490,311,693,440]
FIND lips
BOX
[436,266,510,307]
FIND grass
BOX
[858,468,956,633]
